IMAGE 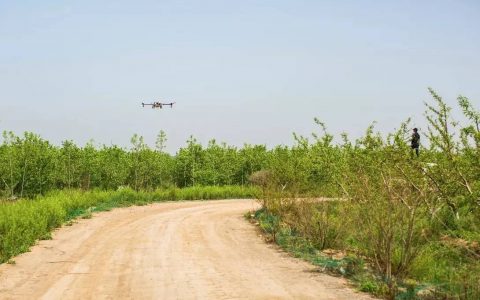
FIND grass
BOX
[0,185,257,264]
[249,207,445,299]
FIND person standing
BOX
[411,128,420,157]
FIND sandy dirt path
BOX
[0,199,373,300]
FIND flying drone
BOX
[142,101,175,109]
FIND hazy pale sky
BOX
[1,0,479,152]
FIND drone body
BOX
[142,101,175,109]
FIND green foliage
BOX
[255,90,480,299]
[0,123,346,199]
[0,132,267,198]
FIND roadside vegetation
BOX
[251,89,479,299]
[0,130,270,198]
[1,89,478,299]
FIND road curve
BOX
[0,199,372,300]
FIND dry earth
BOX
[0,199,373,300]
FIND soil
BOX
[0,199,373,299]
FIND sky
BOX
[0,0,479,152]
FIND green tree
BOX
[155,130,168,153]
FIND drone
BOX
[142,101,175,109]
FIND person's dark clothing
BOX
[411,132,420,156]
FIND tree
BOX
[155,130,168,153]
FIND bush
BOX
[254,90,480,299]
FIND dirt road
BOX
[0,199,372,300]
